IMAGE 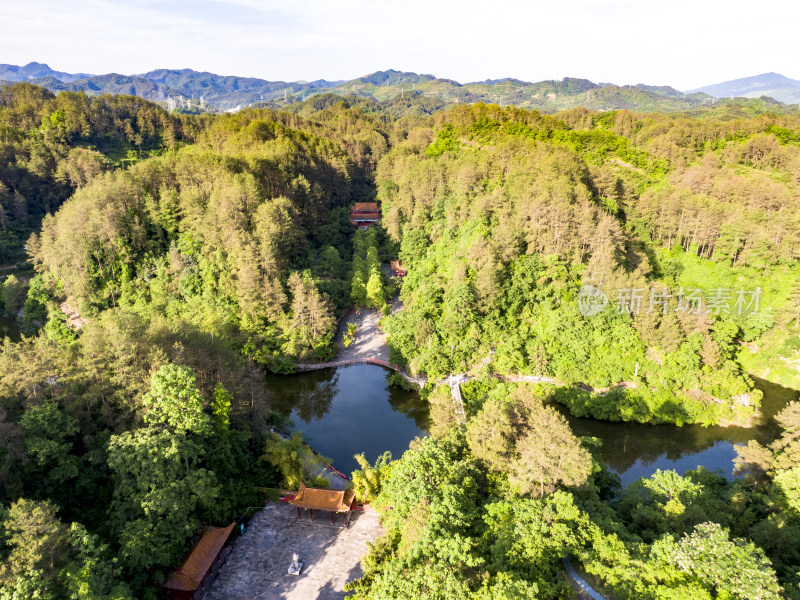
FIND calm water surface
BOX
[562,377,797,485]
[268,364,429,476]
[268,365,795,485]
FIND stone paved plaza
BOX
[205,502,384,600]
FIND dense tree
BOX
[18,400,80,498]
[0,499,70,592]
[261,432,331,489]
[141,364,211,436]
[662,522,782,600]
[380,102,800,426]
[510,399,592,497]
[351,409,798,600]
[465,397,516,471]
[465,388,592,496]
[351,451,392,502]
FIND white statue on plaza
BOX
[288,553,303,575]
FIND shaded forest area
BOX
[1,83,800,598]
[0,84,389,598]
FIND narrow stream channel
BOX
[268,365,796,486]
[562,377,797,485]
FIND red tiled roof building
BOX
[163,523,236,600]
[351,202,380,229]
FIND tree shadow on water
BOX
[386,379,430,431]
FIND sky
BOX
[1,0,798,91]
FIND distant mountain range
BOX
[1,62,798,113]
[326,72,715,113]
[0,61,92,83]
[689,72,800,105]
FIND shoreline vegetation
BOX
[295,355,760,427]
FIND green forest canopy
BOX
[1,83,800,597]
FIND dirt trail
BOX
[334,305,391,364]
[298,298,426,386]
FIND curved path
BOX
[297,357,426,387]
[298,300,427,386]
[298,306,609,599]
[300,302,567,386]
[297,301,643,428]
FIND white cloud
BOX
[0,0,797,89]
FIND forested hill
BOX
[330,71,715,113]
[6,62,800,113]
[378,104,800,426]
[0,83,200,266]
[1,84,800,598]
[0,86,390,598]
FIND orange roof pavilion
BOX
[289,483,356,526]
[352,202,379,213]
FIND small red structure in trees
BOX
[390,260,407,277]
[350,202,380,229]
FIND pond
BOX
[268,365,796,486]
[267,364,429,476]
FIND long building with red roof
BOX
[163,522,236,600]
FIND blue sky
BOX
[1,0,797,90]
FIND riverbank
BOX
[298,301,426,387]
[297,353,758,428]
[267,364,429,478]
[739,344,800,393]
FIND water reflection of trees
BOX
[292,369,339,423]
[266,369,340,424]
[263,370,795,479]
[581,426,722,473]
[386,381,430,431]
[554,378,796,475]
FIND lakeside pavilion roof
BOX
[289,482,355,512]
[163,522,235,592]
